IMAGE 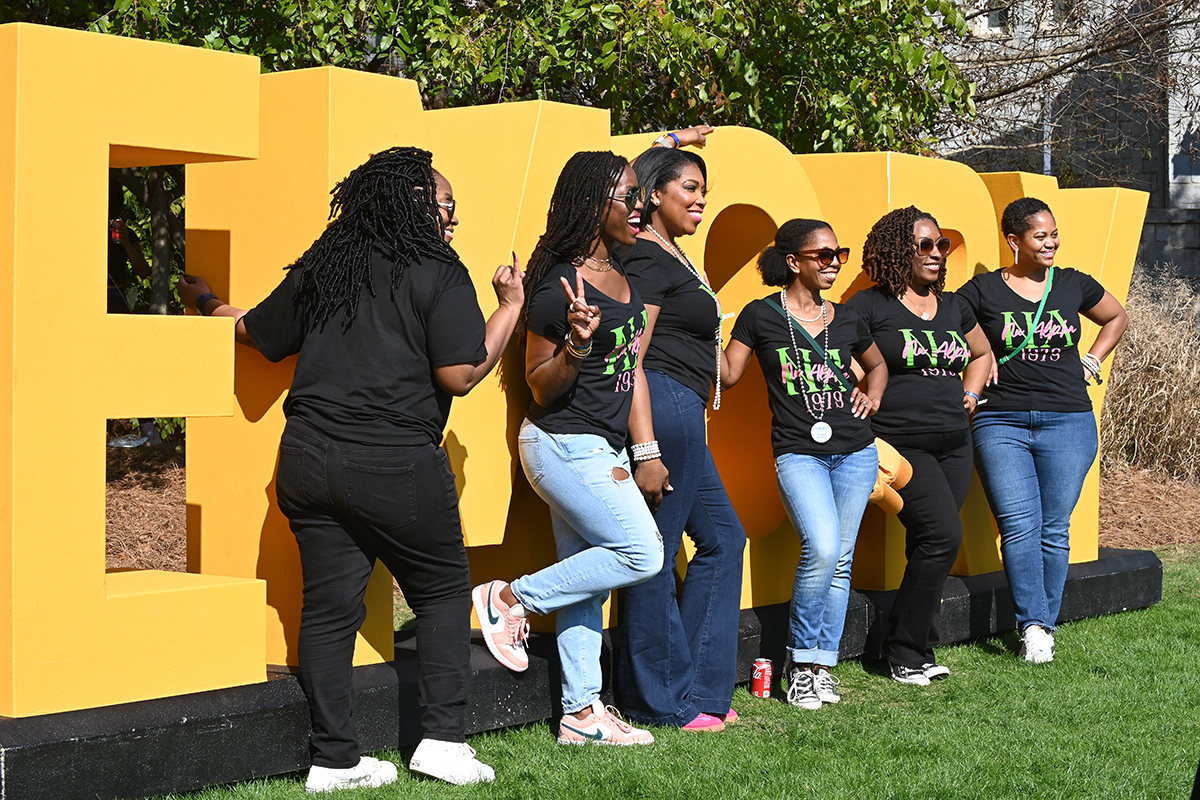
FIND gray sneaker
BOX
[786,667,821,710]
[813,668,841,703]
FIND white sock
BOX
[509,603,528,618]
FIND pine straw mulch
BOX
[103,448,1200,573]
[106,445,187,571]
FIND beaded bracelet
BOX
[630,440,662,462]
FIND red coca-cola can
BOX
[751,658,772,698]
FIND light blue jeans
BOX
[510,420,664,714]
[776,444,878,667]
[972,410,1098,633]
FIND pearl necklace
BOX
[644,225,728,410]
[781,286,834,443]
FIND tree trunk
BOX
[146,167,172,314]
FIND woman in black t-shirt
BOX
[957,197,1128,664]
[613,146,746,732]
[177,149,522,788]
[722,219,887,711]
[847,206,992,686]
[471,151,663,746]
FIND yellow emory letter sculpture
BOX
[0,23,1147,715]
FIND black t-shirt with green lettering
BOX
[846,286,977,435]
[242,249,488,446]
[730,296,876,457]
[525,260,647,451]
[956,267,1105,412]
[618,238,721,403]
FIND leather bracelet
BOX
[196,293,217,316]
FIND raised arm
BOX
[434,255,524,396]
[525,272,601,408]
[176,274,258,351]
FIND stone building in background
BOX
[936,0,1200,273]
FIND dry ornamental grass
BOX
[1101,272,1200,482]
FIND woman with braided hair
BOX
[472,150,665,746]
[846,206,991,685]
[178,146,522,790]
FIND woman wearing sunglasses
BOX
[612,145,746,733]
[847,207,992,685]
[957,197,1127,664]
[720,219,887,710]
[471,151,665,745]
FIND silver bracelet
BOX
[566,339,592,360]
[630,440,662,462]
[1081,352,1102,376]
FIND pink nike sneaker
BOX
[471,580,529,672]
[557,701,655,746]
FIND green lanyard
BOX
[997,266,1054,368]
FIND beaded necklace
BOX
[781,285,834,444]
[644,224,730,410]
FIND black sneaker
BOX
[785,667,821,709]
[890,662,931,686]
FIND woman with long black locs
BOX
[178,147,521,790]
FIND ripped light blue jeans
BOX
[510,420,664,714]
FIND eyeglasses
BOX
[795,247,851,266]
[608,186,647,212]
[437,199,456,218]
[916,237,952,256]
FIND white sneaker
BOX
[922,661,951,680]
[1018,625,1055,663]
[408,738,495,785]
[305,756,398,793]
[813,668,841,704]
[785,667,822,710]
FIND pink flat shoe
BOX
[681,712,725,732]
[718,708,738,724]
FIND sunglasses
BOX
[795,247,851,266]
[437,199,456,218]
[916,237,952,256]
[608,186,647,212]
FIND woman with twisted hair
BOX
[472,151,665,746]
[846,206,991,685]
[178,146,522,790]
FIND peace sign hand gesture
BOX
[561,272,601,348]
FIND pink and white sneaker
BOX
[557,701,655,746]
[471,580,529,672]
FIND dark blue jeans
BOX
[972,410,1098,633]
[616,371,746,726]
[276,419,472,768]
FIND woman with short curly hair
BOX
[847,205,992,685]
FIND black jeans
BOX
[276,419,472,768]
[881,427,973,668]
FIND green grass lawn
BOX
[179,545,1200,799]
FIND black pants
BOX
[276,419,472,768]
[882,427,974,668]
